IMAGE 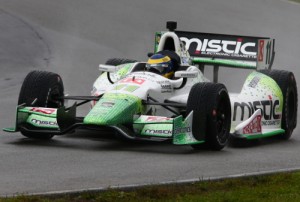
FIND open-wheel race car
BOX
[3,21,297,151]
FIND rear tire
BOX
[258,69,298,139]
[187,83,231,150]
[18,70,64,140]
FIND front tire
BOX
[187,83,231,150]
[18,70,64,139]
[258,69,298,139]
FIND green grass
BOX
[290,0,300,3]
[1,171,300,202]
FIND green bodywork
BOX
[133,113,204,145]
[243,129,285,140]
[116,63,135,77]
[243,71,283,113]
[133,115,173,138]
[231,71,285,139]
[173,115,205,145]
[84,93,144,125]
[192,58,256,69]
[3,106,59,132]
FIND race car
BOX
[3,21,297,151]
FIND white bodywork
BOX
[94,63,208,118]
[92,30,284,138]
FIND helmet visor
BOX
[146,63,169,73]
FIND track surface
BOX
[0,0,299,196]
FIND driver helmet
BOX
[146,54,174,78]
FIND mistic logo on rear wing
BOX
[155,31,275,70]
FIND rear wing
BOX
[154,31,275,70]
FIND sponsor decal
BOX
[233,99,281,123]
[174,127,191,134]
[113,84,139,92]
[243,115,262,134]
[30,108,56,114]
[31,119,58,126]
[124,85,139,92]
[126,72,162,83]
[261,120,281,126]
[101,102,115,108]
[258,40,264,61]
[113,84,126,90]
[161,84,172,93]
[248,76,261,88]
[144,129,172,135]
[170,31,260,61]
[158,80,170,84]
[146,116,172,122]
[178,73,198,78]
[180,37,256,59]
[120,77,145,85]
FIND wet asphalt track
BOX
[0,0,300,196]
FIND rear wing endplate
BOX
[155,31,275,70]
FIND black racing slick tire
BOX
[105,58,138,66]
[258,69,298,139]
[187,82,231,151]
[18,70,64,140]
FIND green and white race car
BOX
[3,22,297,151]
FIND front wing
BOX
[3,105,203,145]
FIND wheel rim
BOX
[47,86,64,108]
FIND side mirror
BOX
[99,64,118,73]
[175,71,198,78]
[173,71,198,90]
[99,64,118,84]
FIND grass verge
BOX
[290,0,300,3]
[1,171,300,202]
